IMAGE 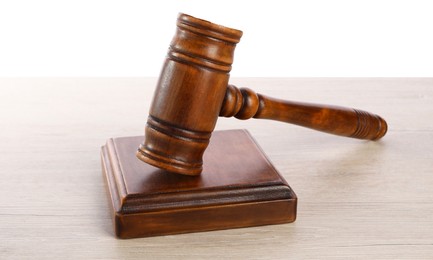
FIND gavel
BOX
[136,13,387,176]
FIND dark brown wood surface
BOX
[102,130,297,238]
[220,84,387,140]
[137,13,243,176]
[136,14,388,177]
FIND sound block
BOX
[101,129,297,238]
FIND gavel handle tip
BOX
[373,116,388,140]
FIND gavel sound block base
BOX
[101,129,297,238]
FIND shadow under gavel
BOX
[137,13,387,176]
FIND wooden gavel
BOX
[136,13,387,176]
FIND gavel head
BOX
[136,13,243,176]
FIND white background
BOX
[0,0,432,77]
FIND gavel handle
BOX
[220,84,387,140]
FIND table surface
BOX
[1,78,432,259]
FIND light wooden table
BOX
[1,78,432,259]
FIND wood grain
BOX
[1,78,432,259]
[138,13,385,176]
[220,84,387,140]
[137,13,243,176]
[102,130,296,238]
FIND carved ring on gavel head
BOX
[136,13,388,176]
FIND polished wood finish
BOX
[137,13,388,176]
[102,130,297,238]
[220,84,387,140]
[137,14,243,176]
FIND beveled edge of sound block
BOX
[101,129,297,239]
